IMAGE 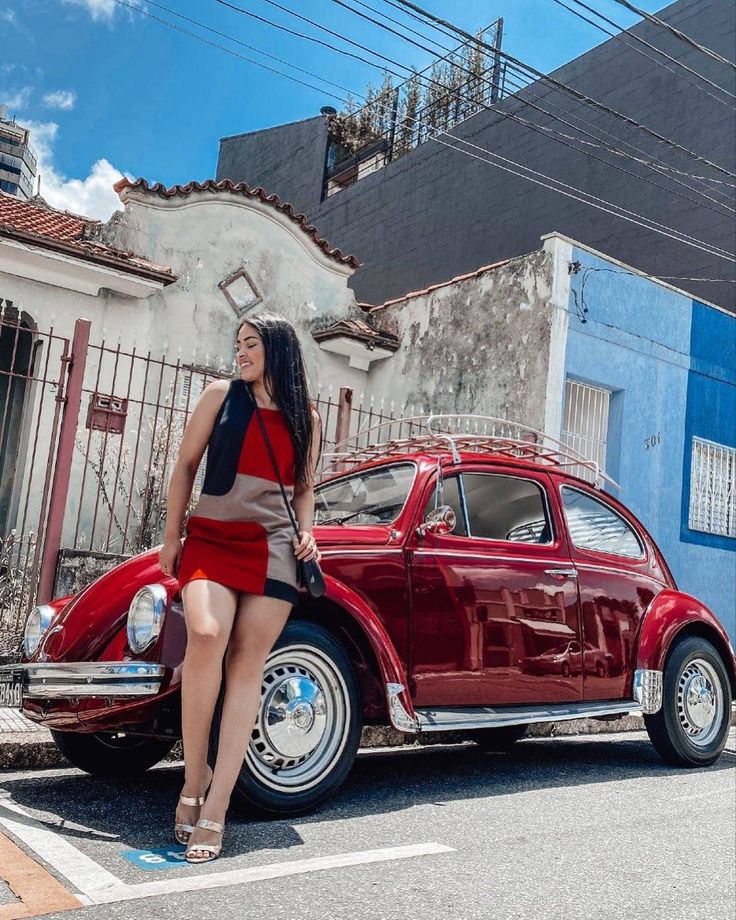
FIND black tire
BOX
[50,729,175,776]
[209,619,362,818]
[644,636,732,767]
[469,724,528,751]
[561,662,571,678]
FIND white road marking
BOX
[0,796,122,903]
[89,842,455,904]
[0,789,452,906]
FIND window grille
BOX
[689,437,736,538]
[561,380,610,483]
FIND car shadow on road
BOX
[1,733,733,857]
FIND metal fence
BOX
[0,305,70,654]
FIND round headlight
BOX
[127,584,167,653]
[23,605,56,659]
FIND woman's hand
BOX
[292,531,320,563]
[159,535,182,578]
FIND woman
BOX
[158,312,322,864]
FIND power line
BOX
[550,0,736,105]
[345,0,736,207]
[431,130,736,263]
[608,0,736,71]
[110,0,349,99]
[111,0,734,265]
[392,0,736,182]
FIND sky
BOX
[1,0,672,220]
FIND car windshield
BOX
[315,463,416,526]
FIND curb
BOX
[0,715,647,772]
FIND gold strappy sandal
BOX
[174,768,213,845]
[185,818,224,863]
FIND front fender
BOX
[321,574,419,732]
[636,589,736,687]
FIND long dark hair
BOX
[238,312,319,486]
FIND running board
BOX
[414,699,642,732]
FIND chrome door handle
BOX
[545,568,578,578]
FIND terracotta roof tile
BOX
[0,191,175,284]
[115,177,360,269]
[312,317,399,350]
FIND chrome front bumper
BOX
[0,661,166,699]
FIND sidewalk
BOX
[0,705,650,772]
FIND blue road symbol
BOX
[121,846,189,870]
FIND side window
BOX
[422,475,468,537]
[461,474,553,544]
[562,487,643,558]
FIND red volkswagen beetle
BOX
[1,418,734,817]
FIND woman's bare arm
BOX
[159,380,229,574]
[291,409,322,561]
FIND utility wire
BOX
[110,0,349,99]
[550,0,736,105]
[432,131,735,262]
[608,0,736,70]
[112,0,734,266]
[364,0,736,202]
[123,0,363,99]
[332,0,736,208]
[392,0,736,181]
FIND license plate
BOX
[0,674,23,708]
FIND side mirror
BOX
[417,505,457,537]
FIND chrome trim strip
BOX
[632,668,663,714]
[414,699,642,732]
[386,682,420,733]
[0,661,166,699]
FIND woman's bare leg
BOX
[176,580,238,835]
[185,593,291,857]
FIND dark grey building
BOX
[0,107,36,199]
[217,0,736,313]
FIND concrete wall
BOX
[218,116,328,218]
[363,243,568,432]
[563,243,735,641]
[216,0,736,315]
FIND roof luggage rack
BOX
[322,414,620,490]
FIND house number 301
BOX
[644,433,661,450]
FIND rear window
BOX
[561,487,644,558]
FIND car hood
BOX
[313,524,394,546]
[37,547,175,663]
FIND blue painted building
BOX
[559,239,735,642]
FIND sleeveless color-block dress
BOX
[177,378,299,606]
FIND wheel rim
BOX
[676,658,724,748]
[245,643,351,793]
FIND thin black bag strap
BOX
[246,385,301,539]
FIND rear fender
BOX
[636,589,736,693]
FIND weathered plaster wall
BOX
[364,247,559,430]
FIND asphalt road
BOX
[1,729,734,920]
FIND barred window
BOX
[689,438,736,538]
[561,380,610,484]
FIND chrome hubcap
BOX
[677,658,723,747]
[246,644,351,792]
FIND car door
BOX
[555,479,668,701]
[409,464,583,708]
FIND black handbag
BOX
[247,387,326,599]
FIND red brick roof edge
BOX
[115,178,360,269]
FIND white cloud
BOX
[2,86,32,111]
[42,90,77,110]
[1,10,17,25]
[62,1,141,22]
[25,119,130,221]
